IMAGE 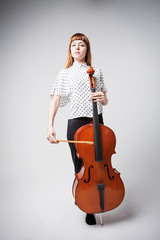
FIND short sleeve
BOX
[49,69,71,107]
[99,68,107,92]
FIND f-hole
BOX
[104,164,114,180]
[84,165,93,183]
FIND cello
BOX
[72,66,125,223]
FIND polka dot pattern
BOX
[50,62,107,119]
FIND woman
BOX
[47,33,108,225]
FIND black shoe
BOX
[85,213,96,225]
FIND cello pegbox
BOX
[87,67,96,89]
[87,66,95,76]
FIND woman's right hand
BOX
[47,127,59,144]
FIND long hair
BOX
[63,33,92,69]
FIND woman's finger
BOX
[91,96,104,99]
[91,92,104,96]
[47,135,59,144]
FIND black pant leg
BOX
[67,114,104,173]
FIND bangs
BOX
[71,33,89,45]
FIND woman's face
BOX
[70,40,87,62]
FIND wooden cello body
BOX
[72,67,125,214]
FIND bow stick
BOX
[57,139,94,145]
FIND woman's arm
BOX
[47,95,61,143]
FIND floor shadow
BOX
[95,186,141,225]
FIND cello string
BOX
[90,68,104,208]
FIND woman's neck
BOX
[74,59,86,64]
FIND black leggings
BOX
[67,114,104,174]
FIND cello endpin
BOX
[99,213,103,226]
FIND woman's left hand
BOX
[91,91,108,105]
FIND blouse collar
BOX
[72,62,88,68]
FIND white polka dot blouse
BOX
[50,62,107,119]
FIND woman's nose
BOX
[75,45,79,49]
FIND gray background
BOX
[0,0,160,239]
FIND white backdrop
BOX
[0,0,160,239]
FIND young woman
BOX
[47,33,108,225]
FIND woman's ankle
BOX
[85,213,96,225]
